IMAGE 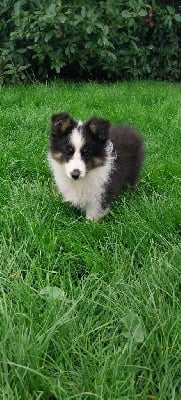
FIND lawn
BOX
[0,81,180,400]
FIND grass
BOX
[0,80,180,400]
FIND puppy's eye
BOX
[82,150,90,159]
[66,147,74,157]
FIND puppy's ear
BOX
[86,117,110,142]
[51,112,76,135]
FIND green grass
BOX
[0,81,181,400]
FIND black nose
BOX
[71,169,80,180]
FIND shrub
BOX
[0,0,181,83]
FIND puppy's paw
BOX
[86,207,109,221]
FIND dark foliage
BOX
[0,0,181,83]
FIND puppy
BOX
[48,112,144,220]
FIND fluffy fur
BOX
[48,112,144,220]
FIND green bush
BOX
[0,0,181,83]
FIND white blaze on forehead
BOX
[78,120,83,128]
[70,123,84,151]
[65,123,86,179]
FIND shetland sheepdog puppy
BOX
[48,112,144,220]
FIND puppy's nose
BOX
[71,169,80,180]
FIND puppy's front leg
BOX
[86,203,109,221]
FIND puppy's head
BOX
[49,113,110,180]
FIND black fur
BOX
[84,116,110,142]
[102,124,144,208]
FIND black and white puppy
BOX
[48,112,144,220]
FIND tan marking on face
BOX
[85,157,105,172]
[52,151,63,162]
[93,157,105,168]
